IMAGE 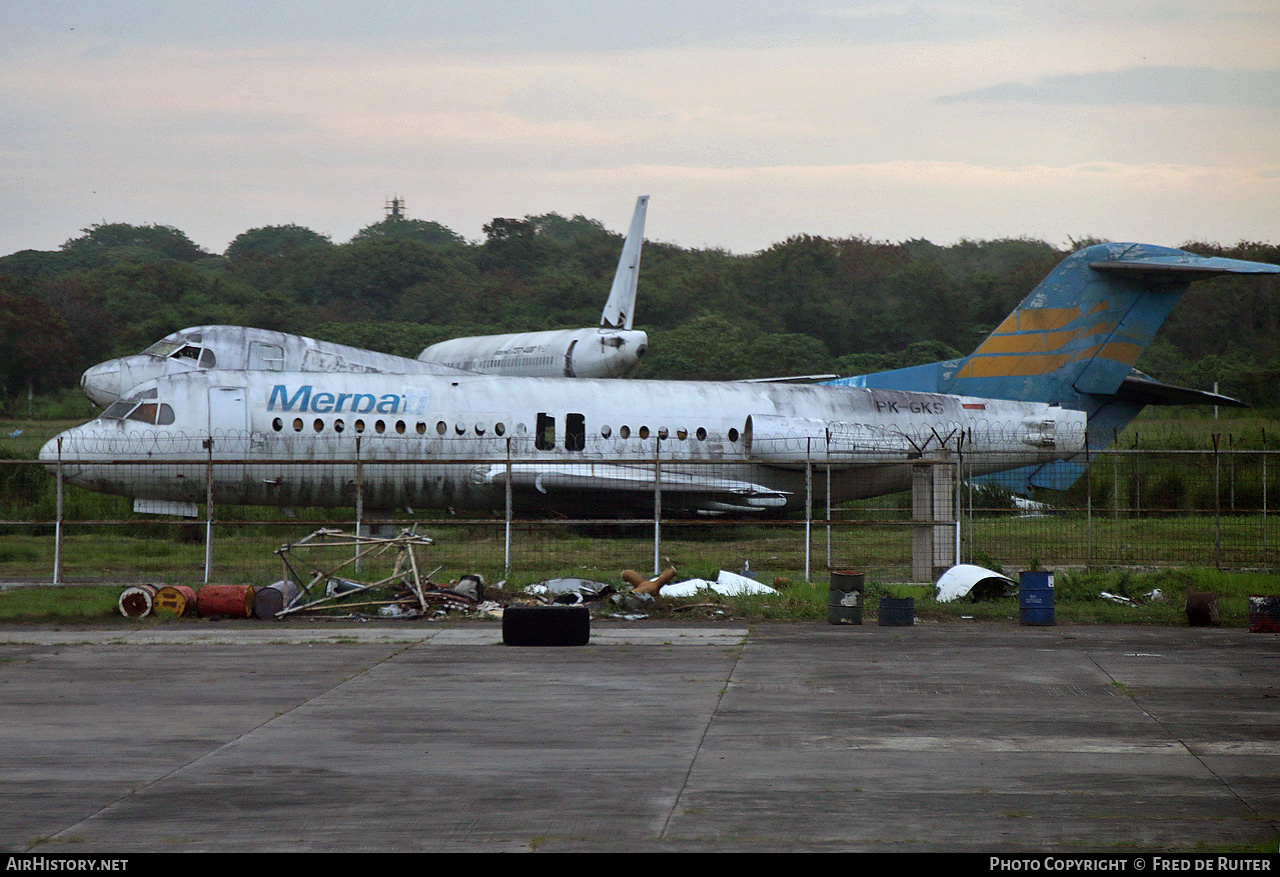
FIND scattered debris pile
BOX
[117,530,792,622]
[1100,589,1167,607]
[115,528,482,621]
[657,569,778,598]
[273,528,446,619]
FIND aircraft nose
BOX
[39,430,87,481]
[80,362,121,408]
[39,436,57,464]
[39,435,69,470]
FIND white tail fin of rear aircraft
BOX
[600,194,648,330]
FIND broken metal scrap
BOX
[273,528,455,619]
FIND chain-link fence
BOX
[2,442,1277,586]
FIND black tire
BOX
[502,604,590,646]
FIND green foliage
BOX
[226,224,331,259]
[0,212,1275,403]
[59,222,208,266]
[526,211,608,243]
[350,217,464,246]
[25,389,97,420]
[0,280,79,396]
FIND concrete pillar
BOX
[912,457,956,582]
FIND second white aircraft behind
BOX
[79,197,651,407]
[415,195,648,377]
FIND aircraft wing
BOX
[473,462,789,511]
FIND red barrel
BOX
[196,585,255,618]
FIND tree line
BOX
[1,213,1277,415]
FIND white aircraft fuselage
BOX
[415,327,647,378]
[43,371,1083,516]
[79,326,469,409]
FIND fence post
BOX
[203,438,214,584]
[1229,433,1235,512]
[1112,437,1119,563]
[804,438,812,584]
[1133,434,1141,518]
[965,429,974,565]
[653,440,662,576]
[504,436,512,577]
[954,448,962,569]
[825,451,832,571]
[1213,433,1221,568]
[1085,436,1092,566]
[354,435,363,572]
[53,437,63,585]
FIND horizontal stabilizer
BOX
[976,460,1088,495]
[1028,460,1087,491]
[1116,372,1247,408]
[1091,252,1280,280]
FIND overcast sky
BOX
[3,0,1278,256]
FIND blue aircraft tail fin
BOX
[936,243,1279,405]
[832,243,1277,408]
[825,243,1278,493]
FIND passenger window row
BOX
[269,417,739,444]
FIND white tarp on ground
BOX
[660,569,779,598]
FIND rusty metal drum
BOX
[196,584,255,618]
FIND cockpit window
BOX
[104,399,175,425]
[128,403,160,424]
[126,402,176,425]
[143,340,185,358]
[169,345,216,368]
[102,400,135,420]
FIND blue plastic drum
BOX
[1019,571,1055,626]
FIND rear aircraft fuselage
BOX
[416,327,647,378]
[43,372,1084,516]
